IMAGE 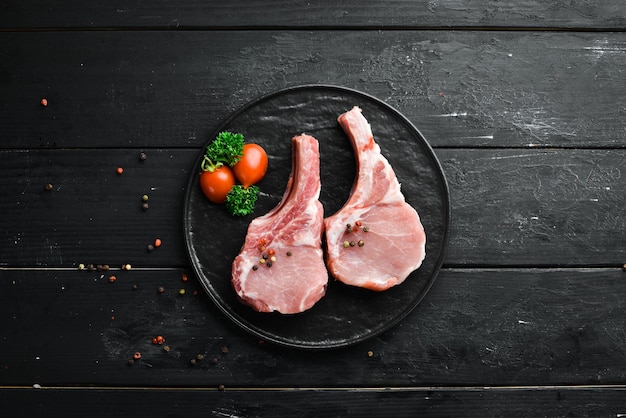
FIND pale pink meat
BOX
[231,134,328,313]
[323,106,426,291]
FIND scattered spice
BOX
[133,352,142,360]
[40,98,48,107]
[623,263,626,271]
[181,273,188,282]
[163,345,170,352]
[367,350,374,358]
[211,357,218,365]
[190,358,197,366]
[178,288,186,296]
[152,335,165,345]
[142,202,149,210]
[157,286,165,294]
[267,248,276,256]
[102,264,110,271]
[218,384,225,391]
[108,275,117,283]
[78,263,85,270]
[44,183,53,191]
[127,359,135,366]
[343,241,350,248]
[122,263,132,271]
[220,345,229,354]
[116,167,124,175]
[132,284,138,291]
[154,238,162,248]
[196,353,205,361]
[147,244,154,252]
[139,152,147,161]
[142,194,149,202]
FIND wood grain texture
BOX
[2,30,625,149]
[2,386,626,418]
[2,148,624,268]
[1,268,625,387]
[1,0,625,29]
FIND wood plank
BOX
[2,30,625,149]
[2,1,625,30]
[2,148,625,268]
[2,386,626,417]
[1,268,625,387]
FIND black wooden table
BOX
[2,2,626,416]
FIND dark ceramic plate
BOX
[183,85,449,349]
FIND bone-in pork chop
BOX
[324,106,426,291]
[232,134,328,313]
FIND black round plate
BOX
[183,85,449,349]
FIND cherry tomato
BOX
[199,166,235,204]
[233,143,268,188]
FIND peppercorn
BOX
[178,288,186,296]
[190,358,197,366]
[132,284,138,291]
[142,202,149,210]
[147,244,154,252]
[44,183,53,191]
[163,345,170,352]
[196,353,204,361]
[367,350,374,358]
[157,286,165,294]
[156,335,165,344]
[343,241,350,248]
[102,264,110,271]
[133,352,142,360]
[40,98,48,107]
[116,167,124,175]
[78,263,85,270]
[270,256,277,262]
[252,265,258,271]
[211,357,218,365]
[108,275,117,283]
[154,238,162,248]
[349,241,356,247]
[286,251,292,256]
[181,273,188,282]
[363,226,370,232]
[127,359,135,366]
[218,384,225,391]
[142,194,149,202]
[358,240,364,247]
[139,152,147,161]
[220,345,229,354]
[266,262,272,268]
[267,248,276,256]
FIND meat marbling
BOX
[324,106,426,291]
[231,134,328,313]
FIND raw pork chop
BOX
[323,106,426,291]
[232,134,328,313]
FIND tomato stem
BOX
[201,155,223,172]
